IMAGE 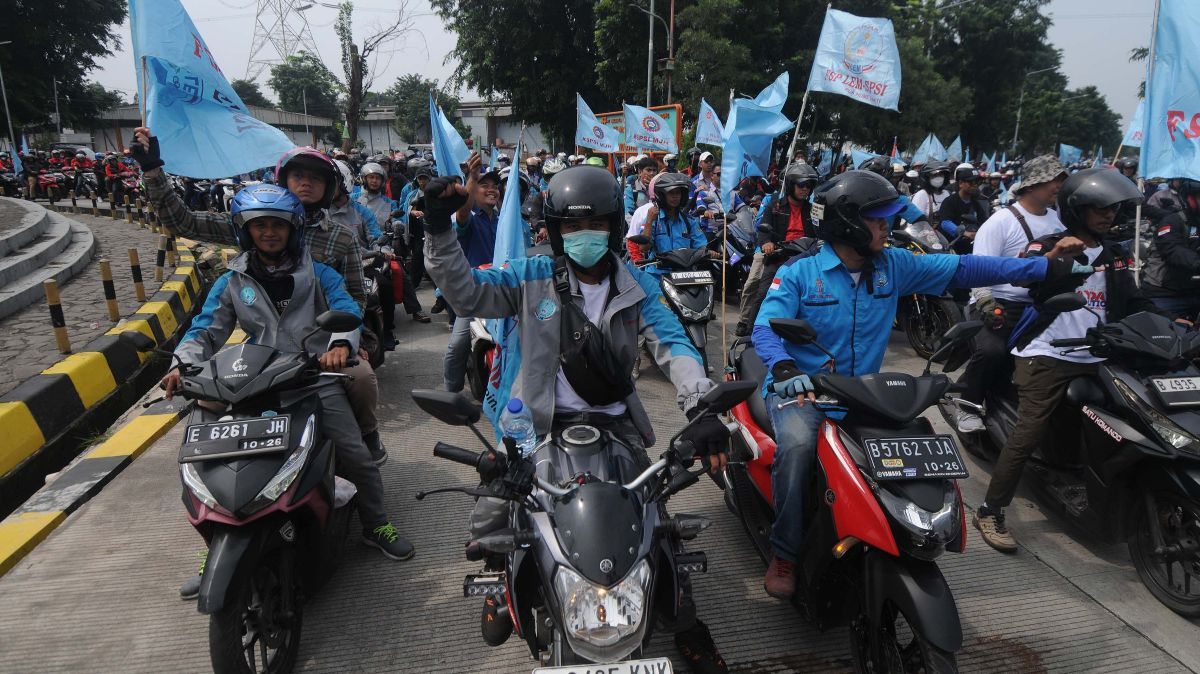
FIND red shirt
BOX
[785,206,807,240]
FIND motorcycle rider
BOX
[103,154,124,202]
[642,172,713,263]
[624,155,658,223]
[974,168,1165,552]
[423,160,732,673]
[353,161,430,324]
[938,163,990,251]
[734,163,819,336]
[980,171,1004,201]
[911,159,952,221]
[1115,157,1139,183]
[954,155,1072,433]
[1140,179,1200,320]
[752,170,1090,599]
[70,151,95,196]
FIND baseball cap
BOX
[699,151,715,162]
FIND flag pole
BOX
[139,57,148,127]
[1135,0,1163,286]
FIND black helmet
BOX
[954,162,980,184]
[652,172,691,205]
[810,171,904,253]
[857,156,893,179]
[1114,158,1138,173]
[919,160,951,189]
[1057,167,1144,231]
[543,165,623,256]
[783,162,819,196]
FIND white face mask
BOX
[930,176,946,189]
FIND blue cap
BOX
[506,398,523,413]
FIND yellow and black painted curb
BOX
[0,239,206,515]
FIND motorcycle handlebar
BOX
[1049,337,1089,347]
[433,442,482,467]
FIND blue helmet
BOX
[230,184,306,255]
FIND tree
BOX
[335,1,420,152]
[378,75,468,142]
[0,0,127,134]
[62,82,126,128]
[231,79,274,108]
[267,51,342,121]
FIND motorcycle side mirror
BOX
[769,318,817,345]
[1044,292,1086,313]
[696,380,758,415]
[316,310,362,333]
[939,320,983,345]
[925,320,983,374]
[411,389,482,426]
[118,330,156,353]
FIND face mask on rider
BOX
[562,230,610,268]
[930,176,946,189]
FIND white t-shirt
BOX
[626,202,655,239]
[554,277,629,414]
[911,188,950,219]
[972,203,1065,302]
[1013,246,1106,363]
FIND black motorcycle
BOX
[652,247,717,371]
[939,293,1200,617]
[890,220,964,359]
[413,381,754,670]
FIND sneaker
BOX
[411,311,431,323]
[431,296,447,314]
[763,556,797,599]
[364,523,415,560]
[974,508,1018,553]
[179,551,207,600]
[363,431,388,466]
[954,407,985,433]
[480,595,513,646]
[674,619,728,674]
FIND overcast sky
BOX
[91,0,1153,127]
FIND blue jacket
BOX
[752,245,1050,394]
[649,209,708,258]
[624,181,650,217]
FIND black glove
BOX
[423,176,468,235]
[679,406,730,463]
[1044,256,1092,281]
[129,135,164,172]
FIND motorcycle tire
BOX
[209,553,302,674]
[849,601,958,674]
[1127,491,1200,617]
[467,341,491,402]
[903,296,961,360]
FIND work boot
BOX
[179,550,207,600]
[430,296,447,314]
[763,556,797,599]
[363,431,388,466]
[974,506,1018,552]
[480,594,513,646]
[674,619,728,674]
[364,523,415,560]
[411,311,431,323]
[954,408,985,433]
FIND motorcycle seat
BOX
[734,344,774,436]
[1065,376,1105,406]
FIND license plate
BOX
[181,416,290,462]
[668,270,713,285]
[1149,376,1200,408]
[861,435,968,481]
[533,657,672,674]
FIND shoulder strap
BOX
[553,255,573,300]
[1006,204,1035,242]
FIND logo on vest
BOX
[535,298,558,321]
[240,286,257,306]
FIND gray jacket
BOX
[425,228,713,444]
[176,252,362,366]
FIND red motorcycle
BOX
[36,169,67,202]
[720,317,981,673]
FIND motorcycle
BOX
[412,380,755,670]
[37,169,67,202]
[119,310,363,673]
[650,248,717,371]
[0,169,21,197]
[891,220,964,359]
[360,250,391,370]
[722,318,980,672]
[939,292,1200,617]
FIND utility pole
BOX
[0,42,16,151]
[645,0,655,106]
[1011,66,1056,152]
[52,79,62,134]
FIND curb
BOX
[0,239,205,514]
[0,327,249,577]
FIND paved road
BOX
[0,288,1197,673]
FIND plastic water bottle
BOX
[499,398,537,457]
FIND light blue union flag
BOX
[806,8,902,111]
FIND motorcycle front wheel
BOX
[849,600,957,674]
[1128,491,1200,617]
[902,296,960,360]
[209,552,302,674]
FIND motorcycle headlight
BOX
[553,559,651,661]
[877,484,959,560]
[1113,378,1200,455]
[181,462,222,511]
[247,414,316,512]
[661,282,708,321]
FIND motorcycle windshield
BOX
[551,481,644,586]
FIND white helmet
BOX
[333,160,355,195]
[360,162,387,178]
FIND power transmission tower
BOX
[245,0,323,82]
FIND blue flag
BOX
[806,8,902,111]
[1059,143,1083,165]
[429,94,470,180]
[719,100,793,210]
[130,0,294,178]
[998,180,1011,206]
[985,153,995,173]
[576,94,620,153]
[946,136,963,162]
[695,98,725,146]
[1140,0,1200,179]
[816,149,833,175]
[1000,151,1007,166]
[1093,147,1104,168]
[1123,99,1145,148]
[912,133,947,164]
[965,148,971,163]
[622,103,678,152]
[483,140,526,428]
[20,135,28,154]
[752,72,790,113]
[9,143,22,174]
[490,145,499,169]
[850,148,882,168]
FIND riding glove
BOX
[129,136,164,172]
[422,176,467,235]
[680,406,730,460]
[769,361,814,399]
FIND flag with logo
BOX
[429,94,470,180]
[695,98,725,146]
[946,136,963,162]
[130,0,294,178]
[483,140,526,428]
[622,103,678,152]
[805,8,902,111]
[1141,0,1200,179]
[575,94,621,153]
[1058,143,1083,165]
[1123,99,1146,148]
[719,99,793,209]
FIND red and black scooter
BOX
[720,317,982,673]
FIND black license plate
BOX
[861,435,968,481]
[668,270,713,285]
[1149,376,1200,409]
[181,416,290,462]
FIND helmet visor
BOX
[861,198,905,219]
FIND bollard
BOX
[70,190,78,214]
[99,259,120,322]
[44,280,71,354]
[110,191,118,220]
[155,236,167,282]
[91,195,98,217]
[146,201,157,233]
[128,248,146,302]
[136,197,147,227]
[166,237,176,267]
[221,249,232,265]
[124,194,133,224]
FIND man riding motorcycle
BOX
[752,170,1091,599]
[642,171,713,263]
[422,161,732,673]
[168,184,414,598]
[1140,179,1200,320]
